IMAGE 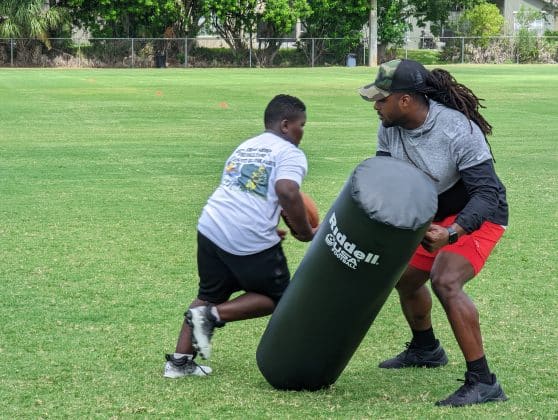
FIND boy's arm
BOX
[275,179,315,242]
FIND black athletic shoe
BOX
[435,372,508,407]
[163,354,212,378]
[378,340,448,369]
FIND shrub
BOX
[466,38,515,64]
[188,47,245,67]
[459,3,504,47]
[439,38,463,64]
[396,49,440,65]
[273,48,308,67]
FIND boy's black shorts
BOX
[196,231,290,304]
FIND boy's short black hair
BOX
[264,94,306,128]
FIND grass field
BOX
[1,65,557,419]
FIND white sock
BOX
[210,306,221,321]
[173,353,191,360]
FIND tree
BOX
[0,0,68,48]
[299,0,486,64]
[513,6,546,63]
[541,0,558,9]
[61,0,207,63]
[376,0,412,59]
[203,0,310,65]
[411,0,486,37]
[299,0,369,64]
[256,0,312,65]
[513,5,545,31]
[202,0,262,53]
[298,0,411,64]
[172,0,205,38]
[372,0,495,60]
[459,2,504,46]
[0,0,69,65]
[61,0,190,38]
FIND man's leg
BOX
[397,266,432,331]
[431,251,507,406]
[430,251,481,360]
[379,266,448,368]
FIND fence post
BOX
[10,38,14,67]
[311,38,315,68]
[131,38,134,68]
[184,37,188,68]
[249,34,253,68]
[461,37,464,64]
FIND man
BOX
[358,59,509,407]
[164,94,317,378]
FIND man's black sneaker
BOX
[435,372,508,407]
[378,340,448,369]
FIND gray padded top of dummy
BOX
[351,157,438,230]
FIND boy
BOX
[164,94,317,378]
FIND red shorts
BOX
[410,215,505,275]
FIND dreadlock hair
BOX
[419,69,492,137]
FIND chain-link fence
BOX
[1,36,557,68]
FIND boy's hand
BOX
[277,228,288,241]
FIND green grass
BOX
[1,65,557,419]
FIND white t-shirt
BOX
[197,131,308,255]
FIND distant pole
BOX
[311,38,315,68]
[249,32,253,68]
[368,0,377,67]
[184,37,188,68]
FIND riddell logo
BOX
[324,212,380,270]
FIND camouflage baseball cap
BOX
[358,59,429,101]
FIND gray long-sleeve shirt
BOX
[376,100,508,233]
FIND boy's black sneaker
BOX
[163,354,212,378]
[435,372,508,407]
[378,340,448,369]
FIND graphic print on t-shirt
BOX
[223,146,275,198]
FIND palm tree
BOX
[0,0,67,49]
